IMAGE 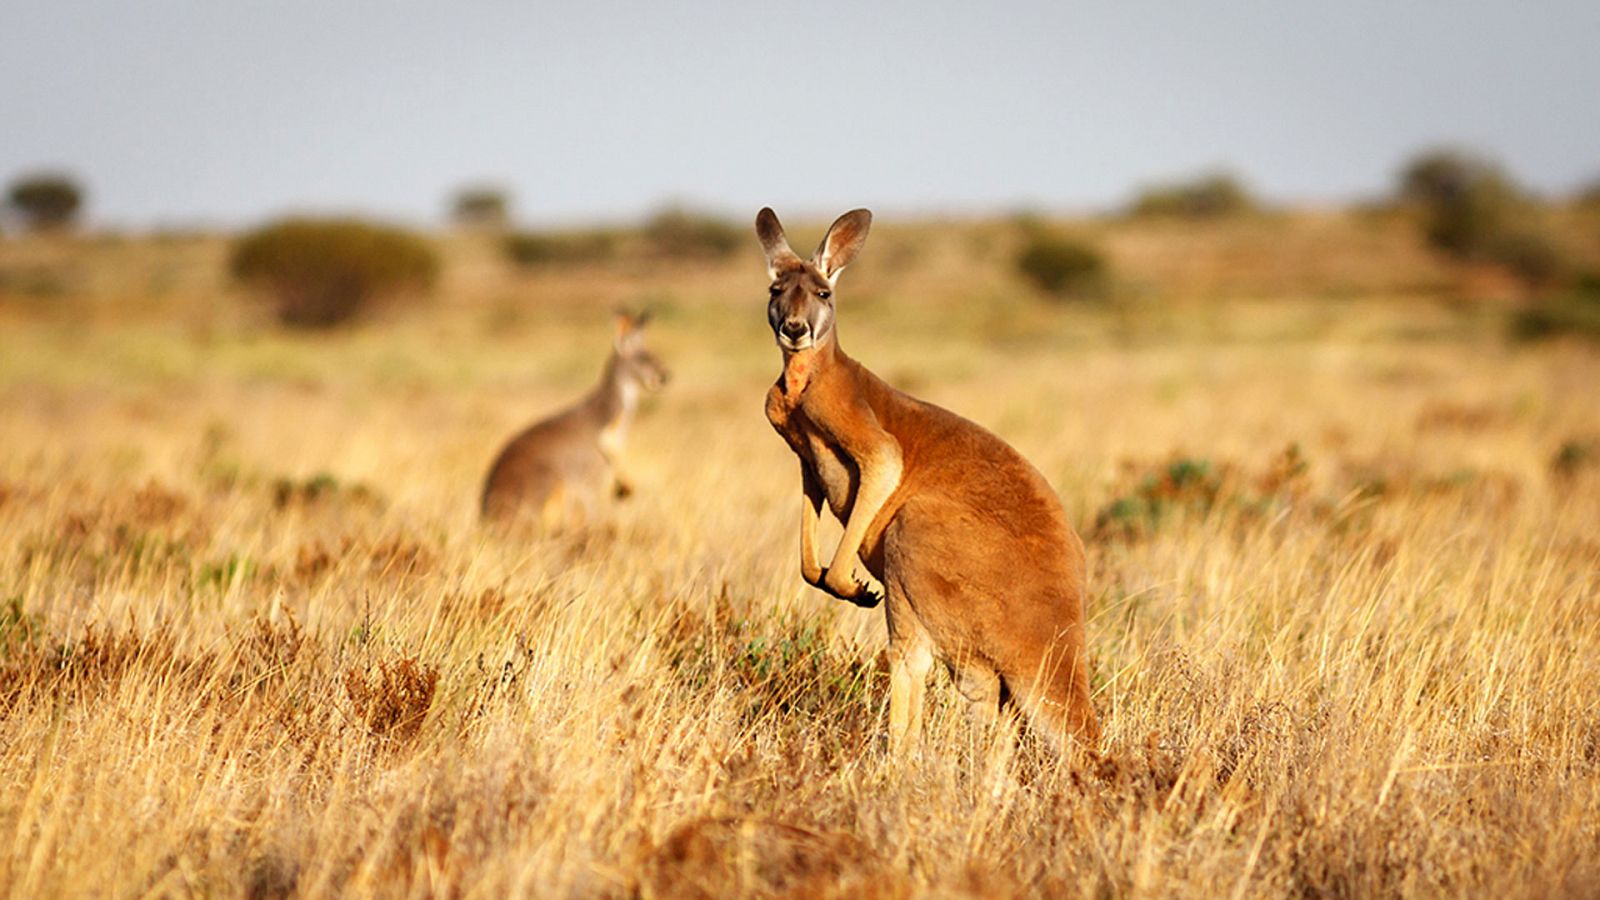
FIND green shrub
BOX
[0,263,79,299]
[1574,178,1600,210]
[503,229,619,268]
[1487,228,1568,290]
[1551,438,1599,479]
[231,218,439,328]
[0,596,42,657]
[450,186,510,229]
[1015,231,1109,299]
[1094,458,1223,539]
[642,207,742,259]
[1129,172,1255,219]
[6,172,84,231]
[1509,290,1600,343]
[1093,445,1311,541]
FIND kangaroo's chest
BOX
[596,420,626,463]
[766,383,859,519]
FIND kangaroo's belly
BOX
[805,433,858,520]
[806,431,906,573]
[766,382,898,569]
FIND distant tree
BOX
[1396,150,1526,257]
[1574,176,1600,210]
[503,229,620,268]
[1395,148,1574,290]
[451,185,511,229]
[1129,172,1256,219]
[6,172,84,231]
[231,217,439,328]
[1398,151,1512,207]
[642,206,742,258]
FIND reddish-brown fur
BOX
[757,208,1098,752]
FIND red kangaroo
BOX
[757,208,1098,752]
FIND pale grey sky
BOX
[3,0,1597,228]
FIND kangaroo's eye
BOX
[818,289,832,300]
[768,284,781,296]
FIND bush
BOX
[0,263,79,300]
[231,218,439,328]
[1092,445,1310,541]
[1130,172,1255,219]
[1093,457,1223,540]
[451,185,510,229]
[642,207,742,259]
[1487,228,1568,290]
[1015,230,1109,299]
[503,208,740,268]
[6,172,84,231]
[343,656,439,742]
[1397,149,1575,289]
[1509,290,1600,343]
[1574,178,1600,210]
[1551,438,1599,479]
[503,229,619,268]
[1398,150,1523,257]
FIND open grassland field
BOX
[1,213,1598,897]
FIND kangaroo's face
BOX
[614,326,670,392]
[767,263,836,352]
[755,207,872,354]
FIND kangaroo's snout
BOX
[642,360,670,391]
[780,319,809,340]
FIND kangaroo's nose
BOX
[780,319,809,339]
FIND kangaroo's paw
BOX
[817,568,885,608]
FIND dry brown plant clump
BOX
[343,657,440,742]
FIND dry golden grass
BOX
[0,216,1597,897]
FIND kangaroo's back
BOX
[793,354,1074,563]
[872,380,1096,744]
[480,405,603,522]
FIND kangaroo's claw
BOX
[816,567,885,608]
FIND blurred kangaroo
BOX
[481,310,669,527]
[756,208,1098,753]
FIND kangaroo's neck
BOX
[589,354,638,426]
[782,333,844,397]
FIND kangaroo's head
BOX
[611,310,670,392]
[755,208,872,353]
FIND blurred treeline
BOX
[3,149,1599,340]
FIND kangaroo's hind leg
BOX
[1001,625,1099,751]
[949,655,1002,733]
[883,579,935,757]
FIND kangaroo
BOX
[756,208,1098,753]
[481,311,669,527]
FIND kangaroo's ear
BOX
[756,207,801,279]
[612,308,639,345]
[812,209,872,284]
